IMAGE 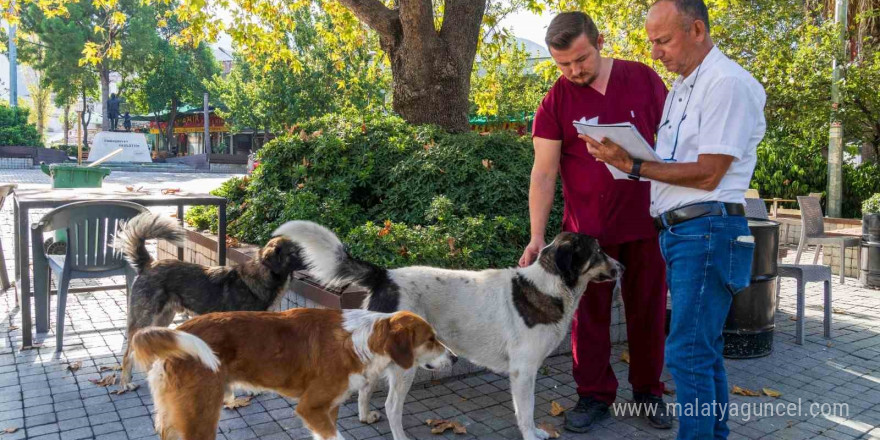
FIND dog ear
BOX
[261,239,290,274]
[387,323,415,370]
[554,243,573,275]
[554,243,580,288]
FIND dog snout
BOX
[609,259,624,279]
[450,353,459,365]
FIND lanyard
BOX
[658,63,703,162]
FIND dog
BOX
[274,221,623,440]
[130,308,454,440]
[114,212,305,392]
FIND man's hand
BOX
[519,237,546,267]
[580,134,634,173]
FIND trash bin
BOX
[40,163,112,243]
[41,163,111,189]
[723,219,780,359]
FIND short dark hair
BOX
[658,0,711,33]
[545,12,600,50]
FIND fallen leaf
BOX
[89,374,117,387]
[620,350,630,364]
[224,396,253,409]
[763,388,782,398]
[20,343,42,351]
[831,308,847,315]
[161,188,181,195]
[826,342,833,348]
[550,401,566,417]
[8,326,17,331]
[296,183,304,189]
[425,419,467,435]
[731,385,761,397]
[2,427,19,434]
[125,185,134,192]
[663,388,676,396]
[481,159,494,170]
[789,316,798,321]
[539,365,551,376]
[99,365,122,372]
[537,422,561,438]
[66,361,82,373]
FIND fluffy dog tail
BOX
[130,327,220,372]
[273,221,399,311]
[113,212,186,274]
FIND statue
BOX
[123,112,132,132]
[107,93,121,131]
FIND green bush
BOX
[863,193,880,215]
[0,104,42,147]
[751,133,880,219]
[186,112,562,269]
[52,144,86,157]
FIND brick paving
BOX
[1,169,879,439]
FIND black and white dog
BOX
[274,221,622,440]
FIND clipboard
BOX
[573,118,661,180]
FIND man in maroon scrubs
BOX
[518,12,671,432]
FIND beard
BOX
[568,71,599,87]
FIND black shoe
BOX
[564,396,610,433]
[633,392,673,429]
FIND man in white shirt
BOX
[584,0,766,438]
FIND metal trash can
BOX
[723,219,780,359]
[861,214,880,289]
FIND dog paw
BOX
[532,427,552,440]
[113,383,139,395]
[359,411,382,424]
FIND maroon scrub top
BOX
[532,59,668,246]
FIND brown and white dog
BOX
[130,308,454,440]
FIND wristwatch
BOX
[627,158,643,181]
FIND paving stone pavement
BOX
[1,169,879,439]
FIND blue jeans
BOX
[659,210,754,440]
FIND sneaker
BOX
[633,392,673,429]
[563,396,610,433]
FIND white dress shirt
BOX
[650,46,767,217]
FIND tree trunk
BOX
[100,65,111,131]
[337,0,486,133]
[165,97,179,155]
[81,88,91,150]
[63,103,70,145]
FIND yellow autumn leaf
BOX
[110,10,126,26]
[224,396,253,409]
[762,388,782,398]
[731,385,761,397]
[621,350,630,364]
[549,401,565,417]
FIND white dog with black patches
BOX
[274,221,622,440]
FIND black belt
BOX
[654,202,745,230]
